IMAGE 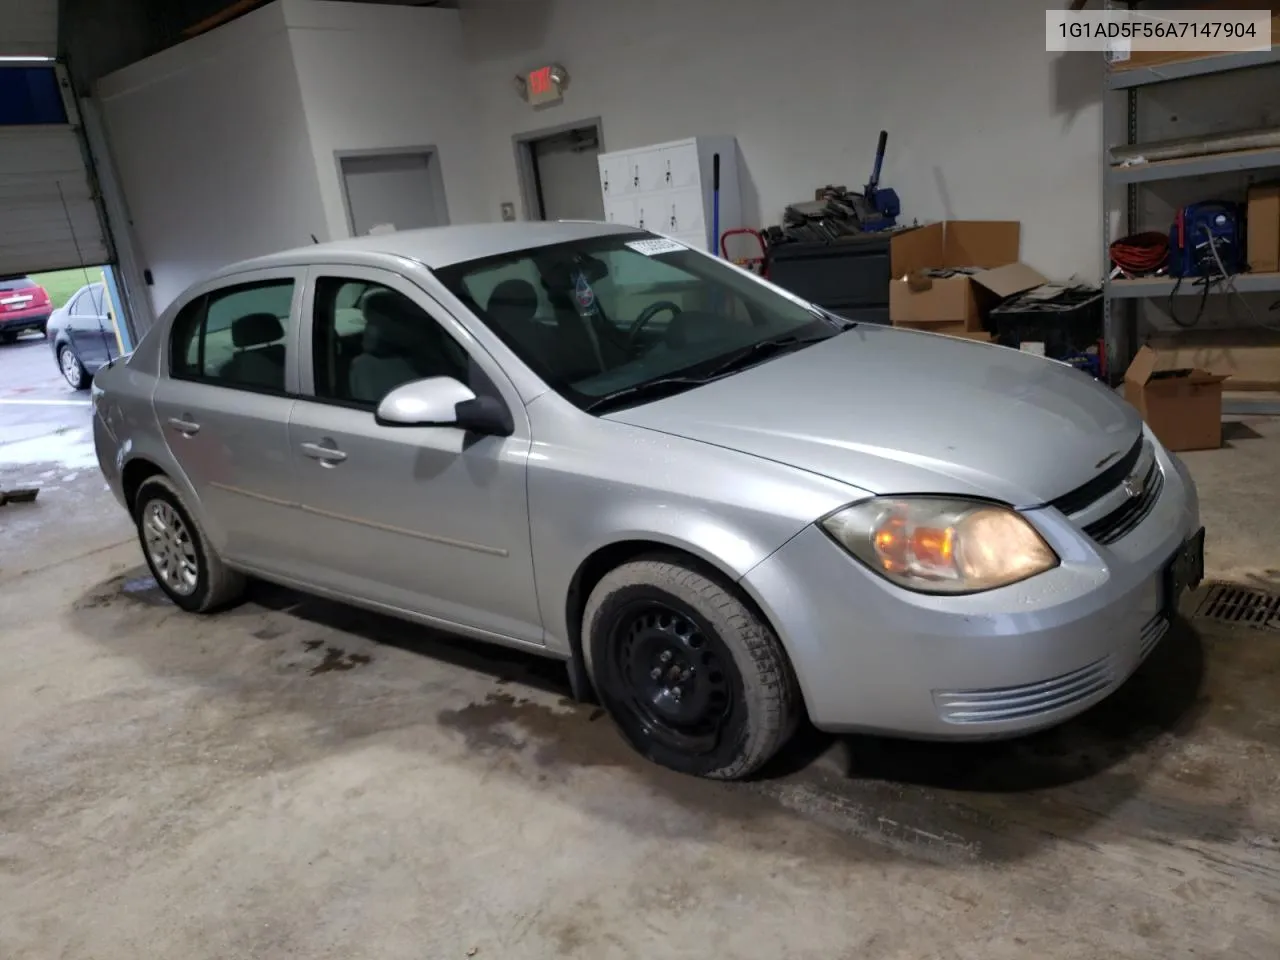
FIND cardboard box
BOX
[1247,183,1280,274]
[892,319,995,342]
[1123,345,1227,451]
[1110,3,1280,73]
[1145,330,1280,391]
[888,221,1046,330]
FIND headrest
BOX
[362,289,423,356]
[231,312,284,348]
[487,279,538,325]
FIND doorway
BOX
[337,148,450,237]
[514,119,605,222]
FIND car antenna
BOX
[311,234,319,244]
[56,179,94,297]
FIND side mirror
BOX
[375,377,514,437]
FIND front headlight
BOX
[821,497,1059,595]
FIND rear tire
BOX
[583,556,800,780]
[133,475,245,613]
[0,332,16,345]
[58,345,90,390]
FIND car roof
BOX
[216,221,639,277]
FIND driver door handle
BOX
[300,441,347,464]
[167,416,200,436]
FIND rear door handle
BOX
[300,441,348,464]
[167,416,200,436]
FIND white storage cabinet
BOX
[596,136,742,254]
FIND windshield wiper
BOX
[703,334,829,379]
[582,376,710,414]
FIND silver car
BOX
[92,222,1205,779]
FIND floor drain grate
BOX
[1193,583,1280,629]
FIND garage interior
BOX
[3,0,1280,957]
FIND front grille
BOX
[933,655,1115,724]
[1082,456,1164,545]
[1048,434,1144,516]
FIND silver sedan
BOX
[91,222,1204,779]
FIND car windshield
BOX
[434,232,848,412]
[0,275,35,291]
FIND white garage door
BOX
[0,0,112,276]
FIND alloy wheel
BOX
[60,347,82,386]
[142,500,200,596]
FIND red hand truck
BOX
[720,228,768,278]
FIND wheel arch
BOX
[120,456,166,513]
[562,536,804,716]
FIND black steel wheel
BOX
[607,600,739,756]
[583,556,800,779]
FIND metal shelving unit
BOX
[1102,18,1280,383]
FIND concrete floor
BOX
[2,331,1280,959]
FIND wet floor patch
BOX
[75,572,172,610]
[308,646,373,676]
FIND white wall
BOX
[281,0,489,242]
[97,2,327,313]
[460,0,1103,279]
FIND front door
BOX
[151,269,304,575]
[65,284,111,372]
[287,265,542,646]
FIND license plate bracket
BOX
[1162,526,1205,617]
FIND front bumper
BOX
[740,442,1201,738]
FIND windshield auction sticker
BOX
[626,238,688,257]
[1045,9,1271,60]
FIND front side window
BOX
[169,279,294,393]
[310,277,470,407]
[435,232,841,412]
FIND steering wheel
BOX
[626,300,682,345]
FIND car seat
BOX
[348,289,447,404]
[219,313,285,389]
[485,279,552,362]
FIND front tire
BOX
[583,556,800,780]
[58,345,90,390]
[133,475,245,613]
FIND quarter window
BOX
[169,279,294,393]
[311,277,470,407]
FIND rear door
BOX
[64,284,111,371]
[151,268,305,575]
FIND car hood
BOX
[606,325,1142,507]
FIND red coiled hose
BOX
[1110,232,1169,275]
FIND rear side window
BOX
[169,280,294,393]
[69,285,104,316]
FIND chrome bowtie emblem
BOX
[1122,472,1145,499]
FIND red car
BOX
[0,275,53,343]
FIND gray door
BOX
[151,270,304,574]
[533,134,604,221]
[65,284,112,371]
[288,265,542,645]
[340,151,449,237]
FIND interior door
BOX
[288,265,542,645]
[340,151,448,236]
[150,269,305,574]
